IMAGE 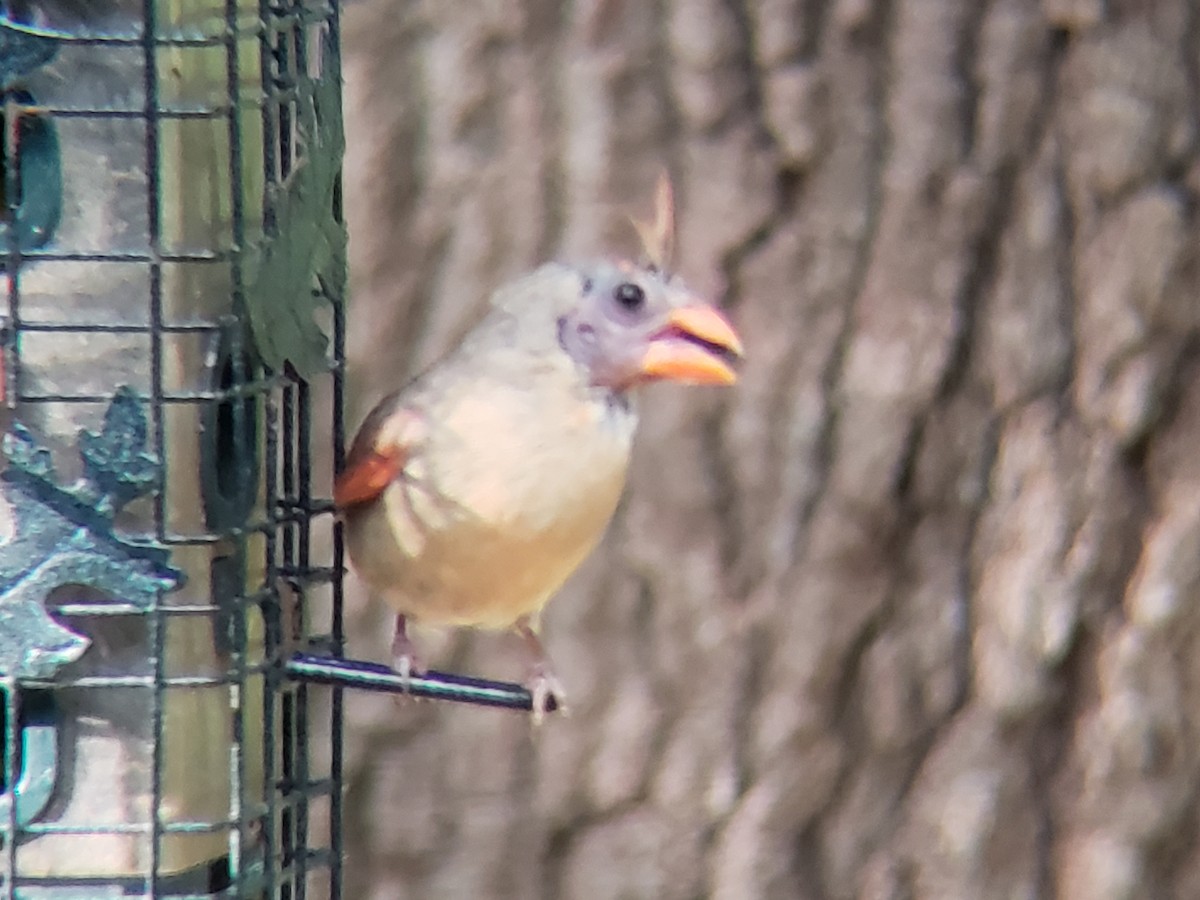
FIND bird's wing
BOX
[333,397,425,509]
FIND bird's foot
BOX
[391,614,423,700]
[392,649,425,684]
[389,650,426,707]
[516,617,568,724]
[525,663,568,726]
[516,619,566,724]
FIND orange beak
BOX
[639,306,744,386]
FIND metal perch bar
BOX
[285,652,558,714]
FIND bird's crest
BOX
[629,171,675,271]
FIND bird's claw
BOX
[390,612,424,702]
[392,651,423,686]
[389,652,425,707]
[390,614,423,701]
[526,667,568,726]
[516,618,567,724]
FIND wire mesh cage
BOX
[0,0,346,896]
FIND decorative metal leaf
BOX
[0,387,183,682]
[244,53,346,378]
[2,424,54,480]
[78,385,157,511]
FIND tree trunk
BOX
[332,0,1200,897]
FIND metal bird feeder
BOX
[0,0,558,896]
[0,0,347,894]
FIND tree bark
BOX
[332,0,1200,897]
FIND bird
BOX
[333,177,743,720]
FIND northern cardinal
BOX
[334,178,743,719]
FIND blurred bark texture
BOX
[328,0,1200,897]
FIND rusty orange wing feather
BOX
[333,395,421,509]
[333,444,406,508]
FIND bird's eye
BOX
[614,282,645,311]
[582,277,594,293]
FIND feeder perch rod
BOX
[284,652,558,714]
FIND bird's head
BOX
[553,259,743,392]
[559,172,742,391]
[487,174,743,393]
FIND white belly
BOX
[343,384,635,629]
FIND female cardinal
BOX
[334,179,743,719]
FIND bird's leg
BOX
[391,614,422,691]
[516,616,567,724]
